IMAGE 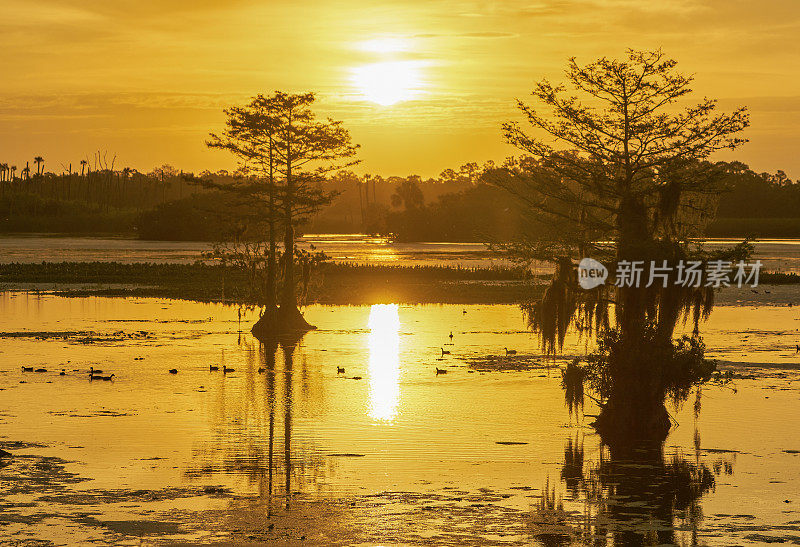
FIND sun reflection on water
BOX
[367,304,401,422]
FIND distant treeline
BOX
[705,162,800,237]
[1,158,799,240]
[0,159,207,234]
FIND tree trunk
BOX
[252,186,281,337]
[592,390,671,442]
[596,307,671,441]
[592,193,671,442]
[275,217,314,332]
[252,236,281,337]
[254,133,315,338]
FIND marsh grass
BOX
[0,261,542,305]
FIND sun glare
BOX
[351,61,426,106]
[358,37,410,53]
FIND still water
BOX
[4,234,800,272]
[1,294,799,544]
[0,234,499,268]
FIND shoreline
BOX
[1,261,799,306]
[0,261,543,305]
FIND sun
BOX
[351,60,426,106]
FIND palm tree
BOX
[10,165,17,180]
[0,163,7,182]
[33,156,44,176]
[80,159,87,177]
[21,165,30,180]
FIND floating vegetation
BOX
[47,410,134,418]
[0,330,151,345]
[466,354,556,372]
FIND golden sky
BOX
[1,0,799,177]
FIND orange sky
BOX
[1,0,799,177]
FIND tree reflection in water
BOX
[180,329,737,544]
[531,433,735,546]
[184,335,329,514]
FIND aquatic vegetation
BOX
[561,328,717,416]
[467,354,550,372]
[0,261,539,305]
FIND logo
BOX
[578,258,608,289]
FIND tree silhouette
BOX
[390,179,424,211]
[487,49,750,441]
[266,92,358,333]
[33,156,44,176]
[207,94,286,327]
[209,92,358,335]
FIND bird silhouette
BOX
[90,367,103,375]
[337,366,345,374]
[505,347,517,355]
[441,348,451,355]
[34,368,47,373]
[436,368,447,375]
[209,364,219,371]
[21,366,33,372]
[449,331,454,342]
[91,374,115,381]
[169,369,178,374]
[223,366,235,373]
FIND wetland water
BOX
[5,234,800,272]
[0,234,499,268]
[1,294,799,544]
